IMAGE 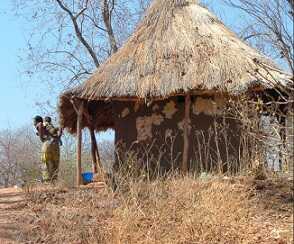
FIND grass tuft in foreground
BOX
[20,174,293,244]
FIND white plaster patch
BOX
[163,101,178,119]
[193,96,225,115]
[134,102,140,112]
[152,104,160,111]
[178,120,184,131]
[193,97,214,115]
[177,119,191,131]
[165,129,173,139]
[214,95,226,112]
[152,114,164,125]
[121,108,130,118]
[136,114,164,141]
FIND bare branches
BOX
[223,0,294,75]
[47,50,92,75]
[13,0,151,97]
[55,0,100,67]
[0,127,41,187]
[101,0,118,53]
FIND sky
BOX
[0,1,35,129]
[0,1,287,131]
[0,1,113,141]
[0,0,233,130]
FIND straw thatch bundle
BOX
[76,0,289,99]
[59,0,290,132]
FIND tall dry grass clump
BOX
[20,173,293,244]
[110,176,254,244]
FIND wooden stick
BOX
[76,101,84,186]
[70,96,79,113]
[75,90,228,102]
[95,139,102,171]
[83,103,102,174]
[182,94,191,173]
[89,128,101,174]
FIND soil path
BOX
[0,187,25,244]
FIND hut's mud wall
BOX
[113,96,241,172]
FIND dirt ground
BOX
[0,187,26,244]
[0,175,293,244]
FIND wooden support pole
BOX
[95,139,102,172]
[76,102,84,186]
[182,93,191,173]
[82,104,102,174]
[89,128,101,174]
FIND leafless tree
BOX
[0,129,19,187]
[0,126,41,187]
[14,0,151,92]
[0,124,115,187]
[222,0,293,74]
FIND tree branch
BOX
[55,0,100,68]
[101,0,118,54]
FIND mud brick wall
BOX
[113,96,241,172]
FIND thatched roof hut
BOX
[60,0,289,131]
[59,0,291,185]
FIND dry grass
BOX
[76,0,288,100]
[19,174,293,244]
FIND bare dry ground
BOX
[1,175,293,244]
[0,187,26,244]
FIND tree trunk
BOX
[56,0,100,68]
[101,0,118,54]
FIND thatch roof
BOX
[72,0,289,100]
[59,0,291,132]
[59,91,114,133]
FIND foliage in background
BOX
[13,0,151,93]
[0,125,114,187]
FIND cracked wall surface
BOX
[192,96,226,116]
[135,100,177,142]
[116,96,227,141]
[113,95,240,170]
[121,108,130,118]
[136,114,164,141]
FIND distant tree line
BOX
[0,126,114,187]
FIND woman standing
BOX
[34,116,61,182]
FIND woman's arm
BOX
[36,122,45,142]
[58,127,63,138]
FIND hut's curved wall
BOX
[113,96,241,172]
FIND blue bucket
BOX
[82,172,93,184]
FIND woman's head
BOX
[33,115,43,126]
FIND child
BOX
[44,116,63,145]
